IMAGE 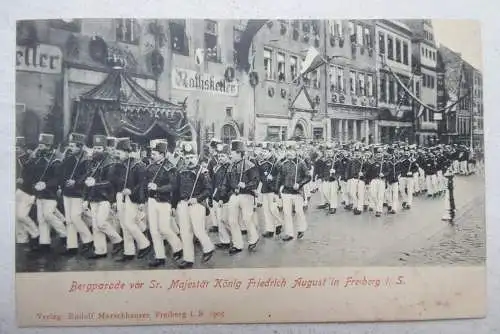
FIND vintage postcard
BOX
[15,18,486,327]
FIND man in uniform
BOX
[276,142,311,241]
[112,138,152,262]
[315,145,339,214]
[347,148,367,215]
[176,142,215,269]
[226,140,260,254]
[368,148,386,217]
[398,149,419,210]
[15,136,40,247]
[145,140,183,267]
[59,133,93,255]
[384,149,400,214]
[83,135,123,259]
[32,133,67,252]
[206,138,222,233]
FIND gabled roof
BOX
[289,85,315,111]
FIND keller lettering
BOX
[172,68,238,96]
[16,44,63,74]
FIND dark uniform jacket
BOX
[399,158,419,177]
[366,160,384,183]
[146,159,177,204]
[83,156,116,203]
[59,152,88,198]
[277,158,311,195]
[32,155,62,200]
[110,158,147,204]
[423,156,438,175]
[383,159,400,184]
[16,153,36,195]
[257,158,279,194]
[347,158,367,181]
[212,163,231,203]
[176,165,212,203]
[227,158,259,197]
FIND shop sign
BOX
[172,68,238,96]
[16,44,63,74]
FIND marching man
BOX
[176,142,215,269]
[227,140,260,254]
[15,137,40,247]
[83,135,124,259]
[399,149,419,210]
[145,140,183,268]
[59,133,93,255]
[113,138,152,262]
[32,133,67,253]
[276,142,311,241]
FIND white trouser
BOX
[399,177,414,206]
[453,160,460,174]
[322,181,338,209]
[36,199,66,245]
[418,168,426,191]
[228,194,259,249]
[370,179,385,213]
[177,201,214,263]
[116,193,150,256]
[412,173,420,193]
[147,198,182,259]
[364,183,371,207]
[386,182,399,212]
[15,189,39,243]
[348,179,365,211]
[460,161,468,174]
[282,193,307,238]
[214,202,231,244]
[339,180,348,204]
[436,171,445,192]
[261,193,281,233]
[90,201,122,255]
[63,196,92,249]
[207,203,218,229]
[426,174,437,195]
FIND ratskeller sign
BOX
[172,68,238,96]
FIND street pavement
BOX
[15,174,485,272]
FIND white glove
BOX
[122,188,132,196]
[330,168,335,174]
[379,173,384,178]
[82,201,89,210]
[266,174,273,181]
[188,198,198,205]
[148,182,157,191]
[238,182,246,189]
[293,183,299,190]
[407,172,412,176]
[85,177,95,187]
[35,181,46,191]
[66,179,76,187]
[218,200,223,207]
[359,172,364,177]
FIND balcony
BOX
[420,121,438,131]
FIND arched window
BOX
[293,123,305,140]
[221,124,238,144]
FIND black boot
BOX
[177,260,194,269]
[281,235,294,242]
[329,208,337,214]
[137,245,152,259]
[111,242,124,256]
[172,250,183,261]
[262,231,274,238]
[248,239,259,251]
[202,250,215,262]
[61,248,78,256]
[317,203,328,209]
[86,252,107,259]
[115,254,135,262]
[208,226,219,233]
[297,232,304,239]
[215,242,231,249]
[275,226,282,235]
[229,247,243,255]
[148,258,166,267]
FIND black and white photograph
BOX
[15,18,485,273]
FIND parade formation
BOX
[15,133,480,270]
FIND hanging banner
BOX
[172,68,239,96]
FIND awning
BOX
[72,69,190,141]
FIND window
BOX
[330,65,344,92]
[389,76,395,103]
[116,19,139,44]
[432,52,436,61]
[378,32,385,54]
[356,24,363,45]
[425,49,429,58]
[395,39,401,62]
[170,19,188,55]
[204,20,219,62]
[225,107,233,117]
[277,52,286,82]
[350,71,356,94]
[337,67,344,92]
[380,73,387,102]
[267,126,287,141]
[387,36,393,60]
[367,74,373,96]
[421,47,424,56]
[313,127,324,140]
[430,76,434,89]
[312,69,320,89]
[221,124,238,144]
[416,81,420,98]
[334,20,342,36]
[403,42,409,65]
[422,74,427,87]
[358,73,365,96]
[290,55,298,81]
[363,28,371,48]
[349,21,355,42]
[264,48,273,80]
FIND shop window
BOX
[204,20,219,62]
[170,20,189,55]
[277,52,286,82]
[264,48,273,80]
[116,19,139,45]
[221,124,238,144]
[387,36,393,60]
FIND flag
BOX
[300,47,326,77]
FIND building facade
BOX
[375,20,414,144]
[472,68,484,149]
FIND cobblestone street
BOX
[16,174,485,272]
